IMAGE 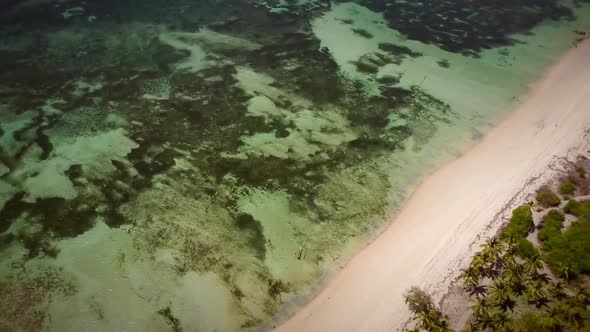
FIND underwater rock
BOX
[377,75,400,85]
[359,0,575,54]
[354,54,381,73]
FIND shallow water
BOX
[0,0,589,330]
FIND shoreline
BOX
[275,39,590,332]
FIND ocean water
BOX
[0,0,589,330]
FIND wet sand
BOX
[277,39,590,332]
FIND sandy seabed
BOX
[277,39,590,332]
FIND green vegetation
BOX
[536,186,560,207]
[407,198,590,332]
[500,205,533,241]
[404,287,452,332]
[537,209,564,242]
[541,218,590,281]
[564,199,590,221]
[516,238,537,259]
[560,181,575,196]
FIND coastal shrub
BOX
[537,210,564,242]
[563,221,590,273]
[518,312,543,331]
[536,186,560,207]
[501,205,534,241]
[516,238,538,259]
[542,219,590,279]
[564,199,590,220]
[559,181,575,195]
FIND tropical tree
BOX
[460,266,480,293]
[493,256,505,271]
[525,280,548,307]
[571,287,590,307]
[491,280,516,312]
[524,253,543,275]
[541,305,564,332]
[504,264,526,295]
[404,287,452,332]
[502,233,518,250]
[468,285,488,298]
[469,297,493,331]
[530,271,550,283]
[479,238,504,268]
[503,246,518,267]
[548,282,568,301]
[557,261,573,282]
[470,253,489,278]
[486,265,501,280]
[559,302,585,331]
[491,311,513,332]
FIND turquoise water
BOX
[0,0,589,330]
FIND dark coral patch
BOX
[359,0,576,56]
[235,213,266,260]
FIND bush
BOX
[541,219,590,280]
[516,238,538,259]
[501,205,534,240]
[559,181,575,195]
[564,221,590,273]
[537,210,564,242]
[536,186,560,207]
[564,200,590,221]
[518,312,543,331]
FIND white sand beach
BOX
[276,39,590,332]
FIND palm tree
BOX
[480,238,504,263]
[492,280,516,312]
[430,315,453,332]
[460,266,480,293]
[469,297,491,328]
[571,287,590,307]
[526,280,548,307]
[464,321,481,332]
[416,310,453,332]
[491,256,505,275]
[499,297,517,313]
[524,253,543,275]
[559,302,584,331]
[503,247,518,267]
[491,281,510,304]
[541,305,564,332]
[469,285,488,298]
[505,264,526,295]
[502,233,518,250]
[530,271,550,283]
[548,282,568,301]
[534,296,551,309]
[486,266,501,280]
[415,309,435,331]
[491,312,513,332]
[487,237,505,257]
[470,253,489,278]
